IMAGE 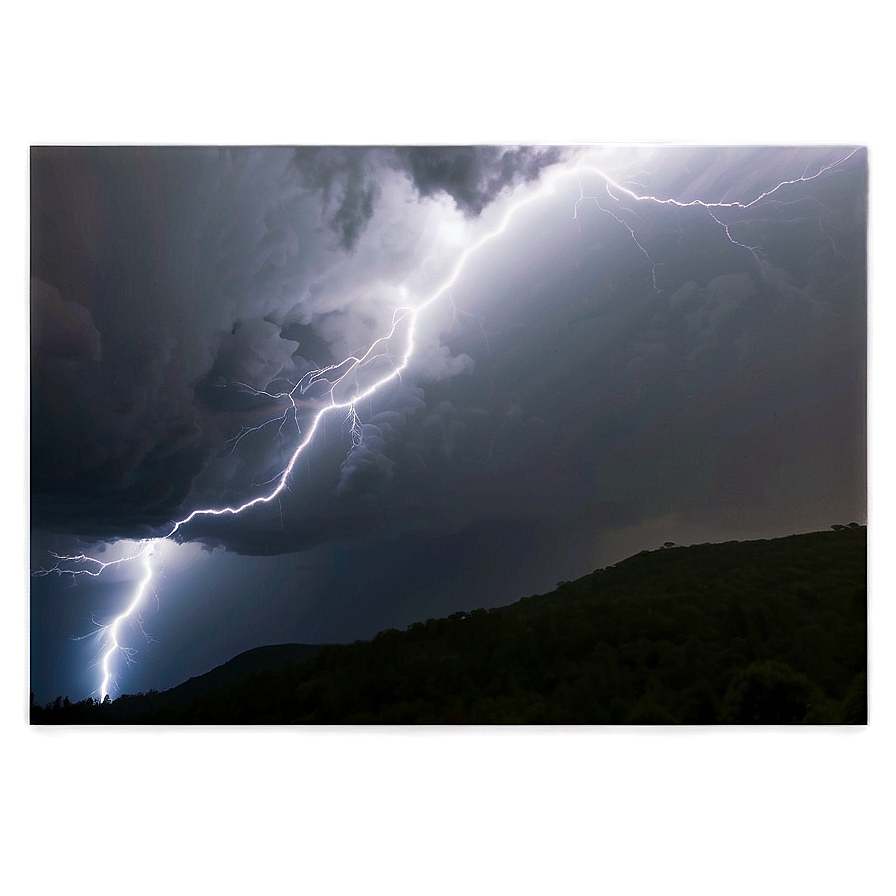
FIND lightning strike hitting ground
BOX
[34,149,860,699]
[97,548,155,700]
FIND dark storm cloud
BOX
[30,147,316,536]
[30,145,477,539]
[30,146,865,564]
[31,277,101,367]
[394,145,566,214]
[292,147,381,251]
[204,318,301,388]
[28,144,517,547]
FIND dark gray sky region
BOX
[30,146,866,703]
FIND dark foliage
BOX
[31,527,867,725]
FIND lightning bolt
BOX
[97,548,156,700]
[35,147,860,700]
[34,540,157,700]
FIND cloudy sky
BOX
[29,145,866,703]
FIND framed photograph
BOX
[30,145,867,725]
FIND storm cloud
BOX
[31,146,546,540]
[31,146,866,548]
[393,145,566,214]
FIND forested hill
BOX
[31,526,867,725]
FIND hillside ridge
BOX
[31,526,867,725]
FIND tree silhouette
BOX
[720,660,814,723]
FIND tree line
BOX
[31,527,867,725]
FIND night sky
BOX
[29,145,866,704]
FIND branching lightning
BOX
[33,543,148,579]
[96,548,156,700]
[34,147,860,700]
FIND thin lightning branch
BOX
[36,147,860,699]
[574,148,858,266]
[33,544,148,578]
[346,406,364,449]
[226,416,288,455]
[592,198,660,292]
[446,289,492,358]
[705,208,764,266]
[223,378,309,455]
[817,217,847,259]
[585,148,860,212]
